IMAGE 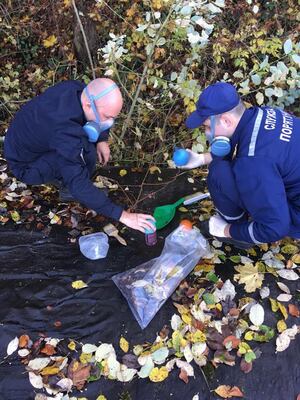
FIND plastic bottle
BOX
[79,232,109,260]
[145,220,157,246]
[172,148,190,167]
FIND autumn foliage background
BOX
[0,0,299,165]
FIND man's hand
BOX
[209,214,231,237]
[96,141,110,165]
[119,210,156,233]
[179,150,212,169]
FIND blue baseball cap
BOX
[185,82,240,129]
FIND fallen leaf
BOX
[288,304,300,317]
[72,280,88,290]
[43,35,57,48]
[277,294,292,302]
[215,385,244,398]
[119,169,127,177]
[277,320,287,333]
[29,371,44,389]
[276,325,298,352]
[179,368,189,383]
[149,366,169,382]
[234,263,263,293]
[7,337,19,356]
[40,344,56,356]
[259,286,270,299]
[277,282,290,294]
[277,269,299,281]
[249,304,264,326]
[19,334,30,348]
[223,335,240,349]
[149,166,161,174]
[119,337,129,353]
[281,244,298,255]
[240,358,252,373]
[278,302,288,320]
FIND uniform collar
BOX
[230,107,258,149]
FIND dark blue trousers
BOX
[207,159,248,223]
[7,143,97,186]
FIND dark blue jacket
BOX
[229,106,300,244]
[4,81,123,220]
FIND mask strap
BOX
[93,83,117,100]
[85,86,101,124]
[84,84,117,124]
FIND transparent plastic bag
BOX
[79,232,109,260]
[112,225,209,329]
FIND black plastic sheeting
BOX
[0,168,299,400]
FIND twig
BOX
[101,0,135,30]
[71,0,96,80]
[119,3,178,140]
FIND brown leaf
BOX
[68,360,91,390]
[215,385,244,398]
[40,344,56,356]
[288,304,300,317]
[240,359,253,374]
[54,320,62,328]
[229,308,240,317]
[223,335,241,349]
[19,334,30,348]
[159,325,170,339]
[179,368,189,384]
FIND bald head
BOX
[81,78,123,122]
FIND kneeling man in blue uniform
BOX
[4,78,155,233]
[183,82,300,247]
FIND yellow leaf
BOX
[182,313,192,325]
[40,365,60,375]
[244,331,254,341]
[216,303,222,312]
[215,385,244,398]
[234,263,263,293]
[281,244,298,255]
[260,243,269,252]
[178,207,188,212]
[291,253,300,264]
[119,337,129,353]
[63,0,71,6]
[194,263,214,273]
[68,341,76,351]
[10,210,20,222]
[43,35,57,48]
[269,298,279,312]
[238,341,251,354]
[72,280,88,290]
[119,169,127,177]
[80,352,93,364]
[96,396,107,400]
[190,330,206,343]
[278,302,288,320]
[149,366,169,382]
[247,248,257,257]
[149,166,161,174]
[277,320,287,333]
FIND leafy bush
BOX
[0,0,299,165]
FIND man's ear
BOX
[220,114,233,129]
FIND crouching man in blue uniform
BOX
[182,82,300,248]
[4,78,155,233]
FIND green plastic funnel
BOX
[153,192,210,230]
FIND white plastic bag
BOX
[113,225,209,329]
